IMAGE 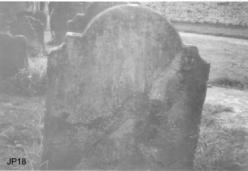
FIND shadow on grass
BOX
[210,77,247,90]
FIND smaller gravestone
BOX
[43,4,210,170]
[0,32,27,78]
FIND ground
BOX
[195,87,248,171]
[180,32,248,170]
[0,31,248,170]
[0,94,44,170]
[180,32,248,89]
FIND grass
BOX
[180,32,248,90]
[0,94,45,170]
[173,22,248,40]
[1,98,247,170]
[194,103,248,171]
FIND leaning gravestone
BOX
[42,4,210,170]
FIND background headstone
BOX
[43,4,210,170]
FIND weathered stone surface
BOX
[0,33,27,78]
[43,4,210,170]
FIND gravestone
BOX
[43,4,210,170]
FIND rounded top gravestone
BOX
[50,4,183,118]
[43,4,209,170]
